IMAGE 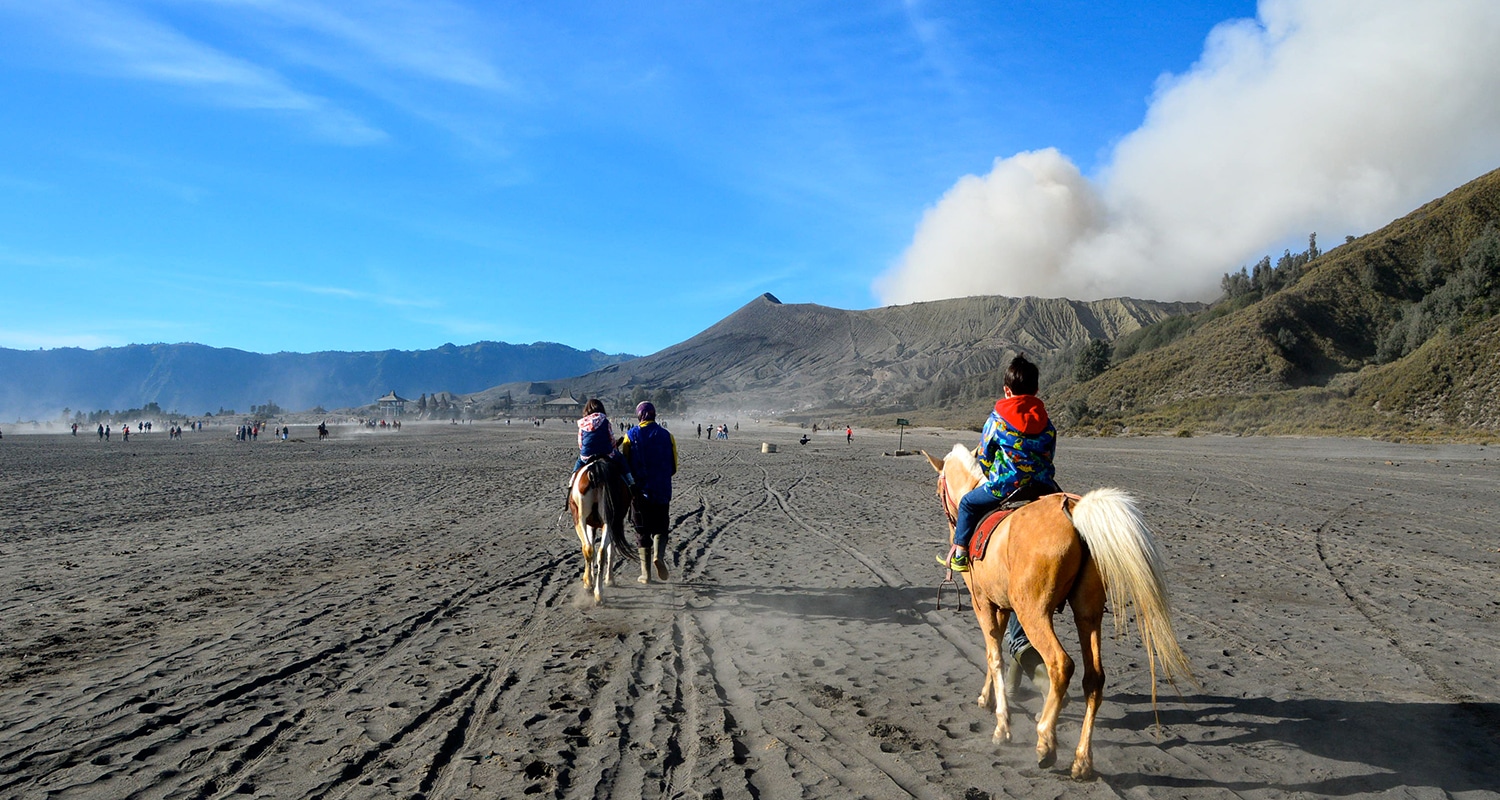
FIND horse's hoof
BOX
[991,728,1010,744]
[1037,750,1057,769]
[1071,760,1095,781]
[637,575,649,584]
[654,561,669,580]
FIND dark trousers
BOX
[630,497,670,550]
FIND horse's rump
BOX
[577,459,638,562]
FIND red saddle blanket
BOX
[968,507,1015,560]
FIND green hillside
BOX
[1061,166,1500,439]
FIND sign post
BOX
[896,418,909,451]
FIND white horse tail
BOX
[1071,488,1194,695]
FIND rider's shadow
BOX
[1103,693,1500,796]
[686,583,937,625]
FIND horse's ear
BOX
[920,450,945,474]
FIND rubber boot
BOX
[1017,645,1067,710]
[637,553,651,584]
[1003,651,1024,696]
[653,538,670,581]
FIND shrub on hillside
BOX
[1376,223,1500,362]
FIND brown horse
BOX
[568,458,637,604]
[923,444,1192,780]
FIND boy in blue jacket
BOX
[942,354,1057,573]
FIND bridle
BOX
[937,473,958,528]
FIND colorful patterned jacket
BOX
[977,394,1057,499]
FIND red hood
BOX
[994,395,1050,435]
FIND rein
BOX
[937,473,958,527]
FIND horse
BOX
[568,457,638,604]
[922,444,1192,780]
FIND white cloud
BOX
[876,0,1500,304]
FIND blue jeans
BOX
[1004,614,1030,655]
[953,484,1003,550]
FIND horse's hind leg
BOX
[576,524,594,590]
[971,597,1011,742]
[1014,602,1073,769]
[594,533,610,603]
[601,528,615,588]
[1068,560,1107,780]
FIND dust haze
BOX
[876,0,1500,304]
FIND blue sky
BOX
[4,1,1493,357]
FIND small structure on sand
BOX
[376,390,409,418]
[543,394,584,417]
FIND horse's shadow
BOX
[683,582,939,625]
[1103,692,1500,796]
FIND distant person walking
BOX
[105,425,111,441]
[697,423,702,439]
[846,426,852,444]
[98,424,104,440]
[621,402,677,584]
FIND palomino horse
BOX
[923,444,1192,780]
[568,458,637,604]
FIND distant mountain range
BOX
[14,167,1494,436]
[472,294,1203,416]
[0,341,634,420]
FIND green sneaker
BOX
[935,551,969,572]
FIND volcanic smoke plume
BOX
[875,0,1500,304]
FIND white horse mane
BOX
[948,443,983,482]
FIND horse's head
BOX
[921,445,983,528]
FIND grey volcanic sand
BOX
[1,423,1497,799]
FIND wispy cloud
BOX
[0,329,121,350]
[0,246,93,270]
[202,0,510,91]
[0,315,189,350]
[2,0,386,144]
[182,0,517,153]
[256,280,441,309]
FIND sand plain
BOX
[0,422,1497,799]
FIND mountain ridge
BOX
[0,340,635,420]
[473,294,1204,415]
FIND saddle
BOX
[967,480,1065,560]
[575,456,631,510]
